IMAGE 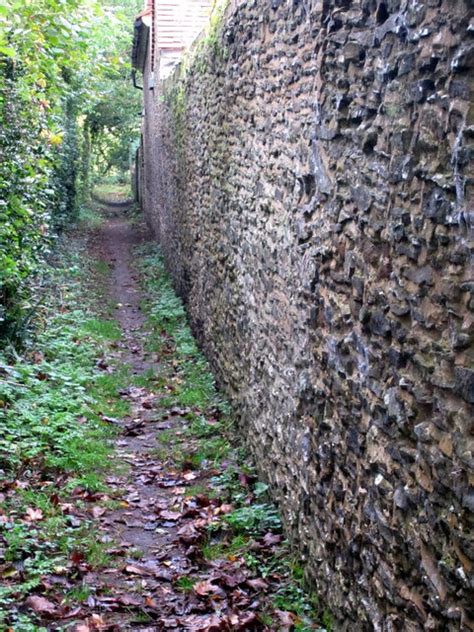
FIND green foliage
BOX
[175,576,195,591]
[82,317,122,340]
[164,82,187,150]
[224,504,282,535]
[163,0,229,146]
[0,250,121,481]
[0,0,141,343]
[197,0,229,65]
[137,247,224,414]
[0,240,130,615]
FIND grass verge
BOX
[0,238,127,629]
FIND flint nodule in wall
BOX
[138,0,474,628]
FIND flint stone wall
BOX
[140,0,474,628]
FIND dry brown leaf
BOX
[262,532,283,546]
[118,593,142,606]
[193,580,225,597]
[25,507,44,521]
[124,563,153,576]
[159,510,182,520]
[246,577,268,591]
[275,609,297,628]
[25,595,57,615]
[91,506,106,518]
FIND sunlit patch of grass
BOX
[93,182,132,201]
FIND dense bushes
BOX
[0,0,141,342]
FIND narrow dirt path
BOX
[78,209,205,630]
[50,205,321,632]
[71,208,261,631]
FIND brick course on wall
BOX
[139,0,474,628]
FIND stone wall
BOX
[139,0,474,628]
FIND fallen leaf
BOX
[179,613,225,631]
[229,612,258,629]
[118,593,142,606]
[61,606,82,619]
[246,577,268,591]
[220,571,246,587]
[91,506,106,518]
[32,351,44,363]
[70,550,85,565]
[193,580,225,598]
[275,609,296,628]
[0,564,19,579]
[124,563,153,576]
[172,486,186,495]
[159,510,182,521]
[194,494,211,507]
[177,523,201,544]
[238,472,257,487]
[25,595,57,615]
[145,596,158,608]
[25,507,44,521]
[262,532,283,547]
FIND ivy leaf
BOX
[0,45,16,57]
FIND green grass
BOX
[202,534,250,561]
[82,317,122,341]
[157,428,176,445]
[133,366,156,387]
[77,205,103,229]
[0,241,129,623]
[136,249,222,414]
[175,576,195,591]
[93,260,110,275]
[66,583,92,602]
[184,483,209,497]
[93,181,132,200]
